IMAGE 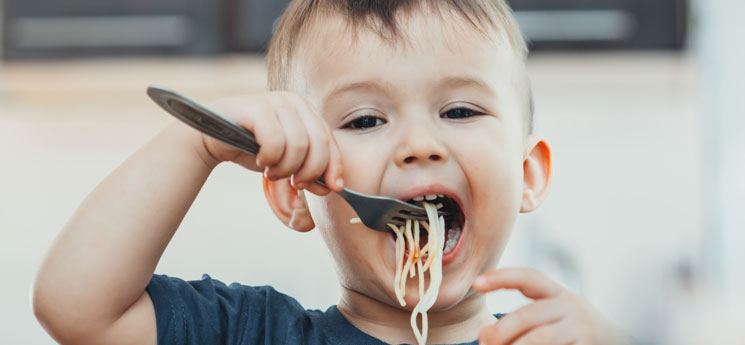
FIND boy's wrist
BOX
[165,122,222,171]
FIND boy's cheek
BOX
[469,159,523,228]
[305,193,351,230]
[307,193,389,265]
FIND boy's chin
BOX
[395,281,474,312]
[432,285,478,312]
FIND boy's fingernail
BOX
[335,177,344,188]
[296,182,308,190]
[474,276,487,286]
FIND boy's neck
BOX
[337,287,497,344]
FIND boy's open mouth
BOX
[397,194,465,255]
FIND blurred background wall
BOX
[1,0,743,344]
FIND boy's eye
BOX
[441,107,481,119]
[344,116,386,129]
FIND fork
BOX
[146,85,449,232]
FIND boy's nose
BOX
[394,126,449,168]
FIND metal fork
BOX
[146,85,448,232]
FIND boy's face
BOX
[293,12,531,311]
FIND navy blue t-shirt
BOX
[146,274,502,345]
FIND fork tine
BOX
[398,207,450,217]
[388,220,405,226]
[390,216,409,223]
[397,214,428,221]
[397,211,440,221]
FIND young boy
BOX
[32,0,635,344]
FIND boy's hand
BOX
[199,91,343,195]
[473,267,636,345]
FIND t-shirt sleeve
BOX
[146,274,308,345]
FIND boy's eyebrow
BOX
[325,76,495,101]
[325,80,391,100]
[437,76,493,93]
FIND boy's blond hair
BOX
[266,0,533,132]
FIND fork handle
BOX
[148,85,260,155]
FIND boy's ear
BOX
[521,136,552,213]
[262,177,315,232]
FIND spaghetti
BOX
[349,201,445,344]
[388,202,445,345]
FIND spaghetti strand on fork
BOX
[351,201,447,344]
[388,202,445,345]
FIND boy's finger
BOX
[304,183,331,196]
[473,267,563,300]
[265,108,309,180]
[511,319,573,345]
[298,96,344,191]
[324,134,344,191]
[482,298,565,345]
[478,323,501,345]
[242,102,285,168]
[292,108,330,187]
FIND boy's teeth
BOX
[413,196,424,201]
[425,194,437,200]
[437,194,444,198]
[444,227,461,254]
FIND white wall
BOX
[518,53,701,344]
[696,0,745,314]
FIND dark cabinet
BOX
[509,0,687,50]
[227,0,291,52]
[2,0,223,59]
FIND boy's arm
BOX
[33,91,344,345]
[32,124,214,345]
